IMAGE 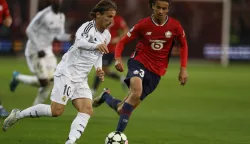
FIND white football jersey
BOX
[25,6,71,56]
[54,20,111,82]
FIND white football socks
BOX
[68,112,90,142]
[17,104,52,119]
[17,74,39,87]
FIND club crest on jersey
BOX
[62,96,67,102]
[165,31,172,38]
[145,32,152,35]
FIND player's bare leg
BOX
[66,98,92,144]
[115,77,142,132]
[94,77,141,132]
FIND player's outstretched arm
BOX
[179,67,188,86]
[115,57,124,72]
[96,44,109,54]
[114,24,140,72]
[94,55,105,81]
[96,68,105,81]
[176,23,188,85]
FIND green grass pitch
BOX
[0,57,249,144]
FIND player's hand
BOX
[96,44,109,54]
[115,57,124,72]
[179,67,188,86]
[38,50,46,58]
[111,37,120,44]
[96,67,105,81]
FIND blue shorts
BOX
[124,59,161,100]
[102,53,114,67]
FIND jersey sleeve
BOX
[74,22,99,50]
[94,55,102,70]
[3,0,10,18]
[176,22,188,67]
[55,14,71,41]
[26,8,48,50]
[106,32,111,45]
[115,21,142,58]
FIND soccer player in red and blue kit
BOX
[93,0,188,132]
[91,15,129,95]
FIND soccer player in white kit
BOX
[9,0,73,105]
[3,1,117,144]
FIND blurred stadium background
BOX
[0,0,249,144]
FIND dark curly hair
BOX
[149,0,171,9]
[89,0,117,19]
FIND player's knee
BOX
[51,108,64,117]
[130,88,142,100]
[51,103,65,117]
[117,105,123,114]
[78,105,93,116]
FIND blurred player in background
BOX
[9,0,73,105]
[91,14,129,95]
[3,0,117,144]
[93,0,188,132]
[0,0,12,117]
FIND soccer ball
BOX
[105,131,128,144]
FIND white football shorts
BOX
[26,54,57,79]
[50,75,92,105]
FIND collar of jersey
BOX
[92,20,104,33]
[151,15,169,26]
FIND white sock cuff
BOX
[77,112,90,120]
[46,105,52,117]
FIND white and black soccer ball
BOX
[105,131,128,144]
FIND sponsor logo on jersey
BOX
[149,40,166,43]
[149,40,166,50]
